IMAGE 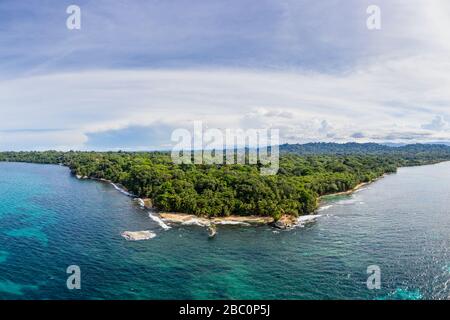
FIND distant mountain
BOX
[280,142,450,155]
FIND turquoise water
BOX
[0,161,449,300]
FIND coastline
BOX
[76,175,136,197]
[158,212,275,227]
[1,157,449,298]
[156,212,321,230]
[75,174,282,228]
[68,162,447,229]
[319,182,370,199]
[77,172,377,230]
[3,158,449,231]
[318,174,387,200]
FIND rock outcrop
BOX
[159,213,274,226]
[121,230,156,241]
[272,215,298,229]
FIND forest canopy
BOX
[1,143,450,220]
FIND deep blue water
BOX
[0,161,449,300]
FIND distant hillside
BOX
[280,142,450,155]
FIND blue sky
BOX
[1,0,450,150]
[0,0,376,74]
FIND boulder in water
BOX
[207,225,217,238]
[136,198,153,208]
[121,230,156,241]
[272,215,297,229]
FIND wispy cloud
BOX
[421,116,448,131]
[1,0,450,149]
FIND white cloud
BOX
[0,130,86,151]
[421,116,448,131]
[2,1,450,149]
[1,53,450,150]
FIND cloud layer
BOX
[1,0,450,150]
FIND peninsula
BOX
[1,143,450,226]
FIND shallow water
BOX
[0,162,449,299]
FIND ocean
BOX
[0,161,449,299]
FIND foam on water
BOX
[136,198,145,207]
[181,218,211,227]
[110,183,134,197]
[296,215,322,227]
[318,205,333,212]
[335,199,360,205]
[379,288,423,300]
[148,212,171,230]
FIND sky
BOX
[1,0,450,150]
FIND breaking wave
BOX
[148,212,171,230]
[110,183,134,197]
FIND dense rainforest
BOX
[1,143,450,220]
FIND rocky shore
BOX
[158,212,321,230]
[121,230,156,241]
[135,198,153,209]
[272,214,299,229]
[75,174,321,232]
[319,175,386,200]
[320,182,369,198]
[159,213,274,227]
